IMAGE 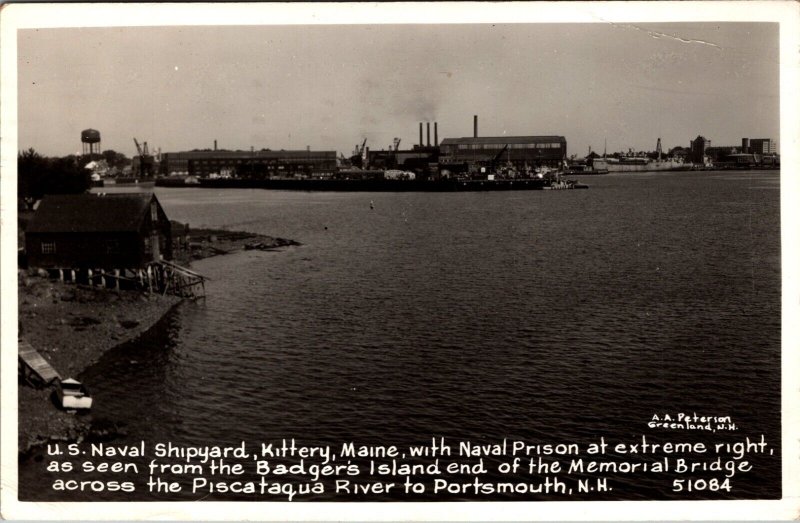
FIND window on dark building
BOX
[41,241,56,254]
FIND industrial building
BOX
[742,138,776,155]
[699,136,779,168]
[690,136,710,164]
[159,149,338,178]
[439,116,566,169]
[363,122,440,175]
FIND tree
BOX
[101,149,131,169]
[18,148,90,209]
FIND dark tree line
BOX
[99,149,131,170]
[18,148,90,209]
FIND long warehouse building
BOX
[439,135,567,169]
[160,149,338,177]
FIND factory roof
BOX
[27,193,160,234]
[440,136,566,146]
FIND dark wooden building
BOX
[25,193,172,270]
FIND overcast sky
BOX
[17,22,779,158]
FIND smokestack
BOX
[434,122,438,146]
[419,122,423,146]
[427,122,431,147]
[214,139,217,151]
[474,115,478,138]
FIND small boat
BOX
[56,378,93,410]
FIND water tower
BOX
[81,129,101,157]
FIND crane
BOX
[132,137,155,178]
[133,137,151,156]
[491,144,509,167]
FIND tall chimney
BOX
[474,115,478,138]
[419,122,423,146]
[434,122,438,146]
[214,139,217,151]
[427,122,431,147]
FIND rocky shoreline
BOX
[18,227,298,457]
[180,227,300,262]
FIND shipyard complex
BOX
[79,115,779,191]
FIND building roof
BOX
[26,193,159,234]
[440,136,566,146]
[163,150,337,160]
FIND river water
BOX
[19,170,781,501]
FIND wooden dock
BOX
[18,338,61,387]
[153,260,207,298]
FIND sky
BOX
[17,22,779,158]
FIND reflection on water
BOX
[23,171,781,501]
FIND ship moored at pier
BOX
[594,157,694,173]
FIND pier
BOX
[18,338,61,388]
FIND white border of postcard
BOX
[1,2,798,521]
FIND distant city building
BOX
[159,149,338,178]
[747,138,776,155]
[690,136,780,168]
[690,136,710,164]
[703,137,778,163]
[705,146,741,162]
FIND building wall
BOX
[690,136,710,164]
[27,231,145,269]
[142,199,173,262]
[749,138,776,154]
[160,150,337,176]
[439,138,566,168]
[366,150,437,170]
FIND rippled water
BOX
[20,171,781,501]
